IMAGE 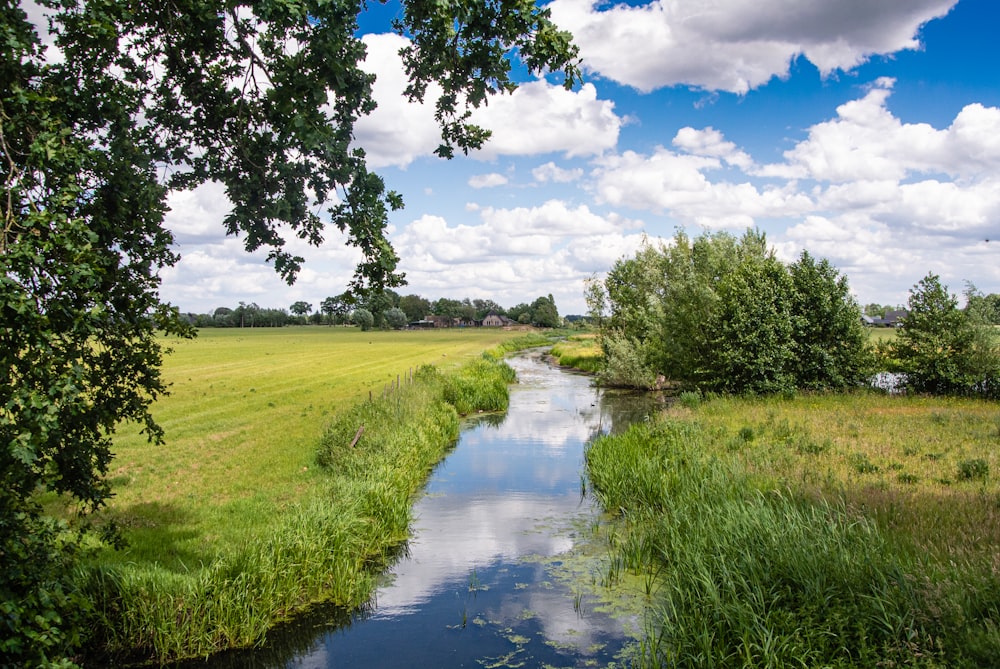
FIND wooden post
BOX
[349,425,365,448]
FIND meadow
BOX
[70,326,533,661]
[91,327,526,563]
[586,391,1000,667]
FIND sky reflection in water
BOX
[269,353,656,668]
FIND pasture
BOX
[93,326,525,567]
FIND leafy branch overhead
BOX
[0,2,578,663]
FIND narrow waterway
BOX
[187,351,659,668]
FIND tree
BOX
[530,294,561,328]
[290,301,312,317]
[593,230,871,395]
[708,232,795,394]
[399,293,431,321]
[788,251,872,389]
[384,307,409,330]
[321,293,352,325]
[352,308,375,331]
[2,1,578,661]
[891,274,1000,396]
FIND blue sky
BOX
[158,0,1000,316]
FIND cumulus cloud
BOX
[352,33,442,168]
[353,36,621,166]
[533,162,584,184]
[547,0,956,93]
[673,127,753,169]
[780,79,1000,182]
[472,82,622,158]
[390,202,646,313]
[590,147,812,227]
[469,173,509,188]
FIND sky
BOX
[157,0,1000,316]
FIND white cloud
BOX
[548,0,956,93]
[533,162,584,184]
[353,37,621,166]
[472,82,621,158]
[352,33,442,169]
[469,173,509,189]
[590,147,813,227]
[779,79,1000,182]
[673,126,753,169]
[164,181,231,244]
[390,202,646,313]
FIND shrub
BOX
[957,458,989,482]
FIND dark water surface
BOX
[184,352,659,669]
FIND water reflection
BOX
[180,351,658,669]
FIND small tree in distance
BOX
[891,274,999,396]
[352,308,375,331]
[384,307,409,330]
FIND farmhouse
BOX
[482,312,515,327]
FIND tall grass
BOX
[550,334,602,373]
[586,418,1000,667]
[82,354,516,663]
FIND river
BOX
[179,351,659,669]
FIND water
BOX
[182,351,659,669]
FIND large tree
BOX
[1,1,578,662]
[594,230,871,394]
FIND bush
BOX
[597,331,657,389]
[1,498,89,667]
[958,458,989,482]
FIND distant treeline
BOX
[182,291,579,329]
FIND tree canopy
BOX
[1,1,578,663]
[589,230,872,393]
[888,274,1000,396]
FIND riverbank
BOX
[72,328,552,663]
[586,391,1000,666]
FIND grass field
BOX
[586,391,1000,666]
[90,327,526,567]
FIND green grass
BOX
[586,393,1000,667]
[67,327,525,662]
[82,327,523,564]
[550,334,602,373]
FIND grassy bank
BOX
[71,327,529,662]
[550,333,602,373]
[586,392,1000,667]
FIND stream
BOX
[183,351,659,668]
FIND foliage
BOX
[399,293,431,321]
[788,251,874,389]
[289,301,312,316]
[351,307,374,331]
[3,0,577,662]
[891,274,1000,396]
[709,232,796,393]
[596,331,657,389]
[594,230,871,394]
[384,306,409,330]
[530,294,561,327]
[0,498,89,668]
[964,286,1000,325]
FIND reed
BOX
[440,355,517,415]
[586,416,1000,667]
[550,334,602,373]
